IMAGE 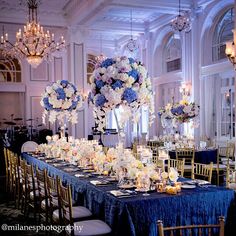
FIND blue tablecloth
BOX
[22,153,236,236]
[169,149,217,164]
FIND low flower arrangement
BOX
[40,80,83,124]
[170,100,199,123]
[88,56,155,132]
[158,100,200,127]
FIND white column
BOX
[67,27,89,139]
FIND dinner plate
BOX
[181,184,196,189]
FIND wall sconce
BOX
[225,29,236,70]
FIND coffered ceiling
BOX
[0,0,225,52]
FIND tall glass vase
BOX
[113,109,125,148]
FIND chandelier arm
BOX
[6,40,28,57]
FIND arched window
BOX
[164,34,181,73]
[212,7,234,62]
[0,51,21,82]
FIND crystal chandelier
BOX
[225,29,236,70]
[126,9,139,52]
[170,0,191,33]
[0,0,65,68]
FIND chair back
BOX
[47,175,61,223]
[191,162,213,182]
[25,163,36,197]
[36,168,47,199]
[168,158,185,177]
[226,166,236,189]
[21,141,39,153]
[157,216,225,236]
[176,148,195,165]
[59,182,73,225]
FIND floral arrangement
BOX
[88,56,155,132]
[170,99,200,123]
[40,80,83,124]
[158,99,200,127]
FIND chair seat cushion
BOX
[41,198,58,209]
[184,165,192,170]
[66,220,112,236]
[53,206,92,221]
[30,189,45,200]
[228,183,236,190]
[212,164,227,169]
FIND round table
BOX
[169,149,218,164]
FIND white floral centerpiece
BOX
[40,80,83,125]
[88,56,155,133]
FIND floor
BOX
[0,176,49,236]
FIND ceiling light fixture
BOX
[0,0,65,68]
[126,9,139,52]
[170,0,191,33]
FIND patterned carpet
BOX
[0,176,54,236]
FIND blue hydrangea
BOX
[128,58,135,64]
[111,80,123,90]
[101,58,114,68]
[171,106,184,115]
[43,97,53,110]
[128,69,139,81]
[95,80,105,89]
[60,80,69,87]
[123,88,137,104]
[71,100,78,109]
[56,88,66,100]
[95,94,107,107]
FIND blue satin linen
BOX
[22,153,235,236]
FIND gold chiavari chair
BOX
[226,166,236,190]
[157,216,225,236]
[220,144,235,168]
[176,148,195,178]
[152,147,165,171]
[25,163,38,219]
[3,147,10,195]
[8,152,18,206]
[168,158,185,177]
[19,158,27,213]
[212,149,228,186]
[59,182,111,236]
[47,175,61,224]
[52,179,92,225]
[191,162,213,183]
[36,168,49,223]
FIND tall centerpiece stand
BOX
[88,56,155,148]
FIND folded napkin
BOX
[109,190,130,197]
[75,174,85,178]
[90,180,109,186]
[63,167,79,172]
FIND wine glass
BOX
[142,178,150,196]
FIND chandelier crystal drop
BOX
[126,9,139,52]
[95,35,107,63]
[170,0,191,33]
[0,0,65,68]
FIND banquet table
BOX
[169,149,218,164]
[22,153,236,236]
